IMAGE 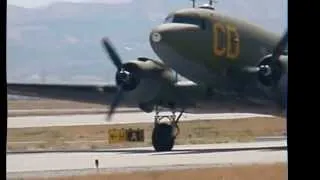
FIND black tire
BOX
[152,123,175,152]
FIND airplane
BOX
[7,1,288,152]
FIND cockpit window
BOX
[163,15,206,29]
[164,15,174,23]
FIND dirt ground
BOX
[26,163,288,180]
[7,116,286,151]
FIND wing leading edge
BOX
[7,83,122,105]
[7,82,283,116]
[6,82,201,108]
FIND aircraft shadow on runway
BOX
[7,146,287,155]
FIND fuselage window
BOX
[164,15,174,23]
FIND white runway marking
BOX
[8,108,140,117]
[8,112,272,128]
[8,108,139,114]
[9,108,109,113]
[7,140,287,178]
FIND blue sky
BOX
[8,0,133,8]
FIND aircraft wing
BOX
[7,82,283,116]
[6,82,203,107]
[7,83,125,106]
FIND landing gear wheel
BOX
[152,123,175,152]
[151,106,184,152]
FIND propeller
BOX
[101,37,138,120]
[243,29,288,79]
[243,29,288,112]
[107,86,124,120]
[101,37,123,70]
[270,30,288,64]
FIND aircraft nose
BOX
[149,23,200,45]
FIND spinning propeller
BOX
[101,37,139,120]
[244,29,288,111]
[244,30,288,79]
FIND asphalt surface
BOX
[8,108,141,117]
[7,111,286,179]
[7,140,287,178]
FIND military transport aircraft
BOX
[7,2,288,152]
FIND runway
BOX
[8,108,137,113]
[7,111,285,178]
[8,112,272,128]
[8,108,140,117]
[7,140,287,178]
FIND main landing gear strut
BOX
[151,106,184,152]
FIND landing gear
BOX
[151,106,184,152]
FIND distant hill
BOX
[8,95,40,100]
[7,0,287,85]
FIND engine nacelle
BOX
[278,72,287,109]
[257,54,287,87]
[255,54,288,109]
[139,102,154,113]
[116,57,178,112]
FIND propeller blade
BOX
[106,87,124,121]
[271,30,288,63]
[243,30,288,76]
[101,37,123,70]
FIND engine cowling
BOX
[255,54,288,109]
[115,62,141,91]
[101,37,180,119]
[278,72,287,109]
[256,54,287,87]
[115,57,178,112]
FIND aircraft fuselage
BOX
[149,8,283,100]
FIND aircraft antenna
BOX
[198,0,218,10]
[209,0,218,8]
[190,0,196,8]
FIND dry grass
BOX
[26,163,288,180]
[7,116,286,151]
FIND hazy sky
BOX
[8,0,133,8]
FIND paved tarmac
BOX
[7,140,287,178]
[7,111,285,179]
